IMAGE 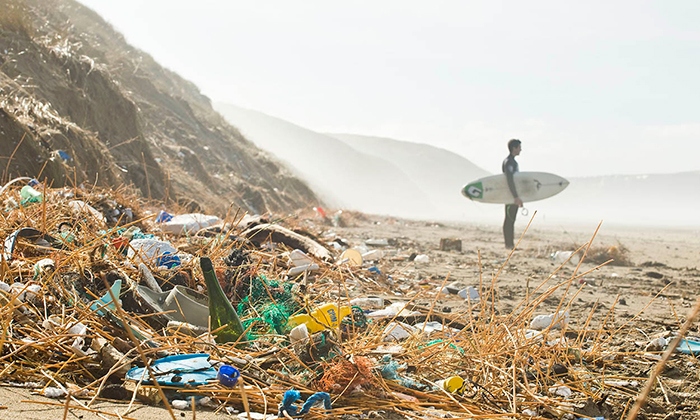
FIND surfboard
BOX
[462,171,569,204]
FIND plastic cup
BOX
[217,365,240,388]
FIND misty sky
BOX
[78,0,700,177]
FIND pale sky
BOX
[78,0,700,177]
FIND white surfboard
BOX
[462,172,569,204]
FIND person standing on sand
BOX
[502,139,523,250]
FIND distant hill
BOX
[216,104,699,227]
[329,133,489,218]
[215,104,490,220]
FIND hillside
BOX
[0,0,317,214]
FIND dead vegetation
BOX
[0,181,697,420]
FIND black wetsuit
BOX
[502,155,519,249]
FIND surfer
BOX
[502,139,522,250]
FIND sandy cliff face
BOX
[0,0,318,214]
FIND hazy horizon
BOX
[78,0,700,178]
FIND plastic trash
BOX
[126,353,217,386]
[349,296,384,309]
[171,400,189,410]
[217,365,240,387]
[289,323,310,343]
[551,250,581,265]
[548,384,572,397]
[32,258,55,279]
[383,321,417,342]
[414,254,430,264]
[436,376,465,393]
[365,238,389,247]
[155,210,173,223]
[20,184,42,204]
[127,238,177,266]
[458,286,480,302]
[367,302,420,318]
[68,200,106,224]
[530,310,569,330]
[279,389,331,417]
[338,248,362,266]
[57,150,71,161]
[362,249,384,261]
[155,253,181,269]
[136,285,209,328]
[287,249,319,275]
[287,303,351,333]
[677,338,700,355]
[313,206,327,218]
[161,213,221,235]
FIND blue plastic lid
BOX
[217,365,240,388]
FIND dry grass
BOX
[0,181,689,419]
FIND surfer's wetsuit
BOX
[502,155,519,249]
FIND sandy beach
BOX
[3,214,698,419]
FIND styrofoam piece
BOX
[289,249,313,267]
[414,254,430,264]
[289,323,310,343]
[288,263,320,276]
[530,310,569,330]
[161,213,222,235]
[367,302,420,318]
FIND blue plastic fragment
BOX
[57,150,71,161]
[368,266,381,275]
[156,210,173,223]
[156,252,181,269]
[278,390,331,417]
[677,339,700,355]
[217,365,240,388]
[90,280,121,316]
[126,353,216,387]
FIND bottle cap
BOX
[217,365,240,388]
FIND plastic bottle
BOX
[287,303,352,333]
[20,185,43,204]
[200,257,245,344]
[349,296,385,309]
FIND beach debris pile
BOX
[0,178,696,419]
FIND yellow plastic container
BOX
[287,303,351,333]
[436,376,465,393]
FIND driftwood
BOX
[241,223,333,262]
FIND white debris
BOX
[382,321,416,342]
[530,310,569,330]
[68,200,106,224]
[161,213,222,235]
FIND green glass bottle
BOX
[200,257,245,344]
